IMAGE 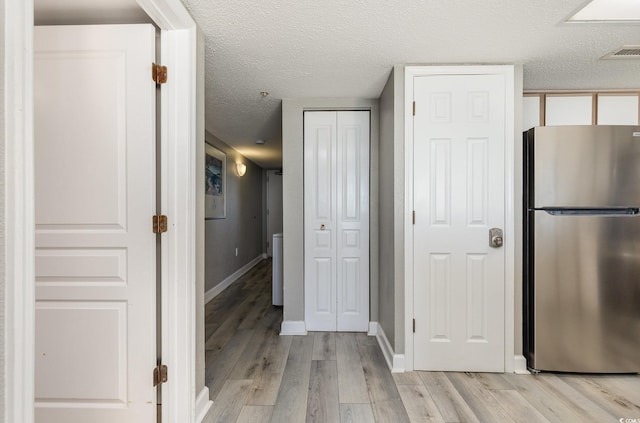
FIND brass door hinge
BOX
[413,319,416,333]
[412,210,416,225]
[152,63,167,84]
[413,101,416,116]
[153,364,168,386]
[153,215,168,234]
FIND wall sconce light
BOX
[236,163,247,177]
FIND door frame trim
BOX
[403,65,515,372]
[4,1,36,421]
[265,169,283,257]
[4,1,205,421]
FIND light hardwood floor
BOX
[203,259,640,423]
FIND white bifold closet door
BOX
[304,111,370,332]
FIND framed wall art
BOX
[205,143,226,219]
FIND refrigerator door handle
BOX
[536,207,640,216]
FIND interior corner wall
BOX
[204,133,264,294]
[281,98,380,325]
[392,65,406,354]
[378,71,396,346]
[379,67,406,355]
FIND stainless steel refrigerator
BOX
[524,125,640,373]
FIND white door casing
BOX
[266,170,283,257]
[34,25,156,422]
[412,73,507,372]
[304,111,370,332]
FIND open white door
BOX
[304,111,370,332]
[34,25,157,422]
[412,73,506,372]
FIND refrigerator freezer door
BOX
[529,125,640,208]
[532,211,640,372]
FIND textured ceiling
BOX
[35,0,640,168]
[182,0,640,168]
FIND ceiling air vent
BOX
[602,46,640,59]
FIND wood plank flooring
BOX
[203,259,640,423]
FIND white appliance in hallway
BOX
[34,25,157,422]
[304,111,370,332]
[272,233,283,306]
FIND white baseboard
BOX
[373,322,405,373]
[392,354,406,373]
[368,321,379,336]
[194,387,212,423]
[204,254,264,304]
[280,320,307,335]
[513,355,530,374]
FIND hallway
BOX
[203,259,640,423]
[202,259,410,422]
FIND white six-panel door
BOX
[34,25,157,422]
[413,74,506,372]
[304,111,370,332]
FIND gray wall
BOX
[378,72,395,346]
[204,132,264,293]
[281,98,380,324]
[378,67,406,354]
[391,67,406,354]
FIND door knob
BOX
[320,224,326,231]
[489,228,503,248]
